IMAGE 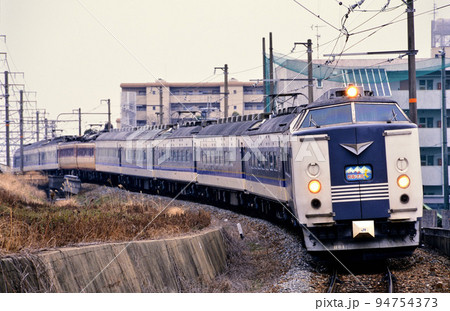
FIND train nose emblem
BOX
[340,141,373,155]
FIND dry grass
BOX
[0,174,210,255]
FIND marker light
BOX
[397,174,410,189]
[346,85,358,97]
[308,180,322,194]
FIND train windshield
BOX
[355,103,408,122]
[299,102,409,128]
[300,104,352,128]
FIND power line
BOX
[349,3,450,36]
[292,0,344,34]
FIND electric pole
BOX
[262,37,270,113]
[269,33,275,112]
[19,90,24,173]
[307,39,313,103]
[101,99,112,131]
[44,118,48,140]
[292,40,314,103]
[4,71,10,167]
[407,0,418,124]
[441,50,449,210]
[107,99,111,131]
[36,111,40,141]
[224,64,228,118]
[214,64,229,118]
[78,108,82,136]
[159,86,164,125]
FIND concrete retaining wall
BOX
[422,228,450,257]
[0,228,226,293]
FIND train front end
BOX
[291,86,423,259]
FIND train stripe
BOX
[331,182,389,203]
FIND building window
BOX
[153,106,156,110]
[419,117,434,128]
[234,106,237,110]
[244,86,264,94]
[419,79,433,90]
[136,120,147,126]
[138,90,146,95]
[244,102,264,110]
[427,155,434,166]
[233,90,237,94]
[440,80,450,90]
[136,105,147,111]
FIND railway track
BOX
[326,263,396,293]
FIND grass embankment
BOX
[0,173,210,255]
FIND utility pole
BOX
[269,33,275,112]
[19,90,24,173]
[36,111,40,141]
[262,37,270,113]
[78,108,82,136]
[307,39,313,103]
[159,86,164,125]
[107,99,111,131]
[293,40,314,103]
[224,64,228,118]
[101,99,112,131]
[44,118,48,140]
[214,64,229,118]
[4,71,10,167]
[441,50,449,210]
[407,0,418,124]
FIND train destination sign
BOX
[345,165,373,181]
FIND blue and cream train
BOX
[13,86,423,259]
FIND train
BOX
[13,85,423,259]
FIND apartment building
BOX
[120,80,264,127]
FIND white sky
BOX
[1,0,449,135]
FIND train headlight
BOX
[397,174,410,189]
[346,85,358,97]
[308,180,321,194]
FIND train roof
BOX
[249,113,298,135]
[306,95,398,110]
[193,111,298,137]
[21,136,77,151]
[196,119,260,136]
[168,126,203,138]
[96,128,164,141]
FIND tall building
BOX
[120,80,264,128]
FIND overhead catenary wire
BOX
[292,0,345,35]
[349,3,450,36]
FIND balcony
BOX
[418,128,449,147]
[169,94,222,103]
[391,90,450,110]
[421,166,446,186]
